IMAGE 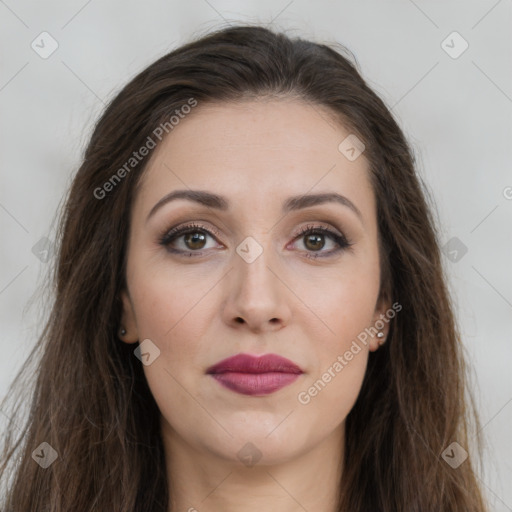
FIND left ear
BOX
[118,288,139,344]
[368,293,391,352]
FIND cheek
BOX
[292,263,378,418]
[293,278,375,425]
[130,272,211,434]
[128,266,216,391]
[294,259,380,351]
[129,262,216,342]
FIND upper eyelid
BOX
[166,222,221,239]
[164,221,343,239]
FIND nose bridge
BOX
[234,234,278,302]
[222,233,290,330]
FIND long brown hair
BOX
[0,24,488,511]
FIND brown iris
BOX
[304,233,325,251]
[184,232,207,250]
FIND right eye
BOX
[159,222,222,256]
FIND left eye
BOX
[294,230,337,252]
[290,225,352,258]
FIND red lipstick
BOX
[206,353,303,396]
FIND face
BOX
[120,98,390,468]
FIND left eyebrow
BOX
[146,189,363,224]
[282,192,363,222]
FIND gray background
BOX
[1,0,511,509]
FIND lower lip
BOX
[209,372,301,396]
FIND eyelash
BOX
[158,222,353,259]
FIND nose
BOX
[221,240,292,333]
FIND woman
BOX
[0,24,489,511]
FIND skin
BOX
[119,98,390,512]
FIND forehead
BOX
[134,99,375,224]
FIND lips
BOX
[206,353,303,396]
[207,353,303,375]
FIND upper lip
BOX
[206,353,303,374]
